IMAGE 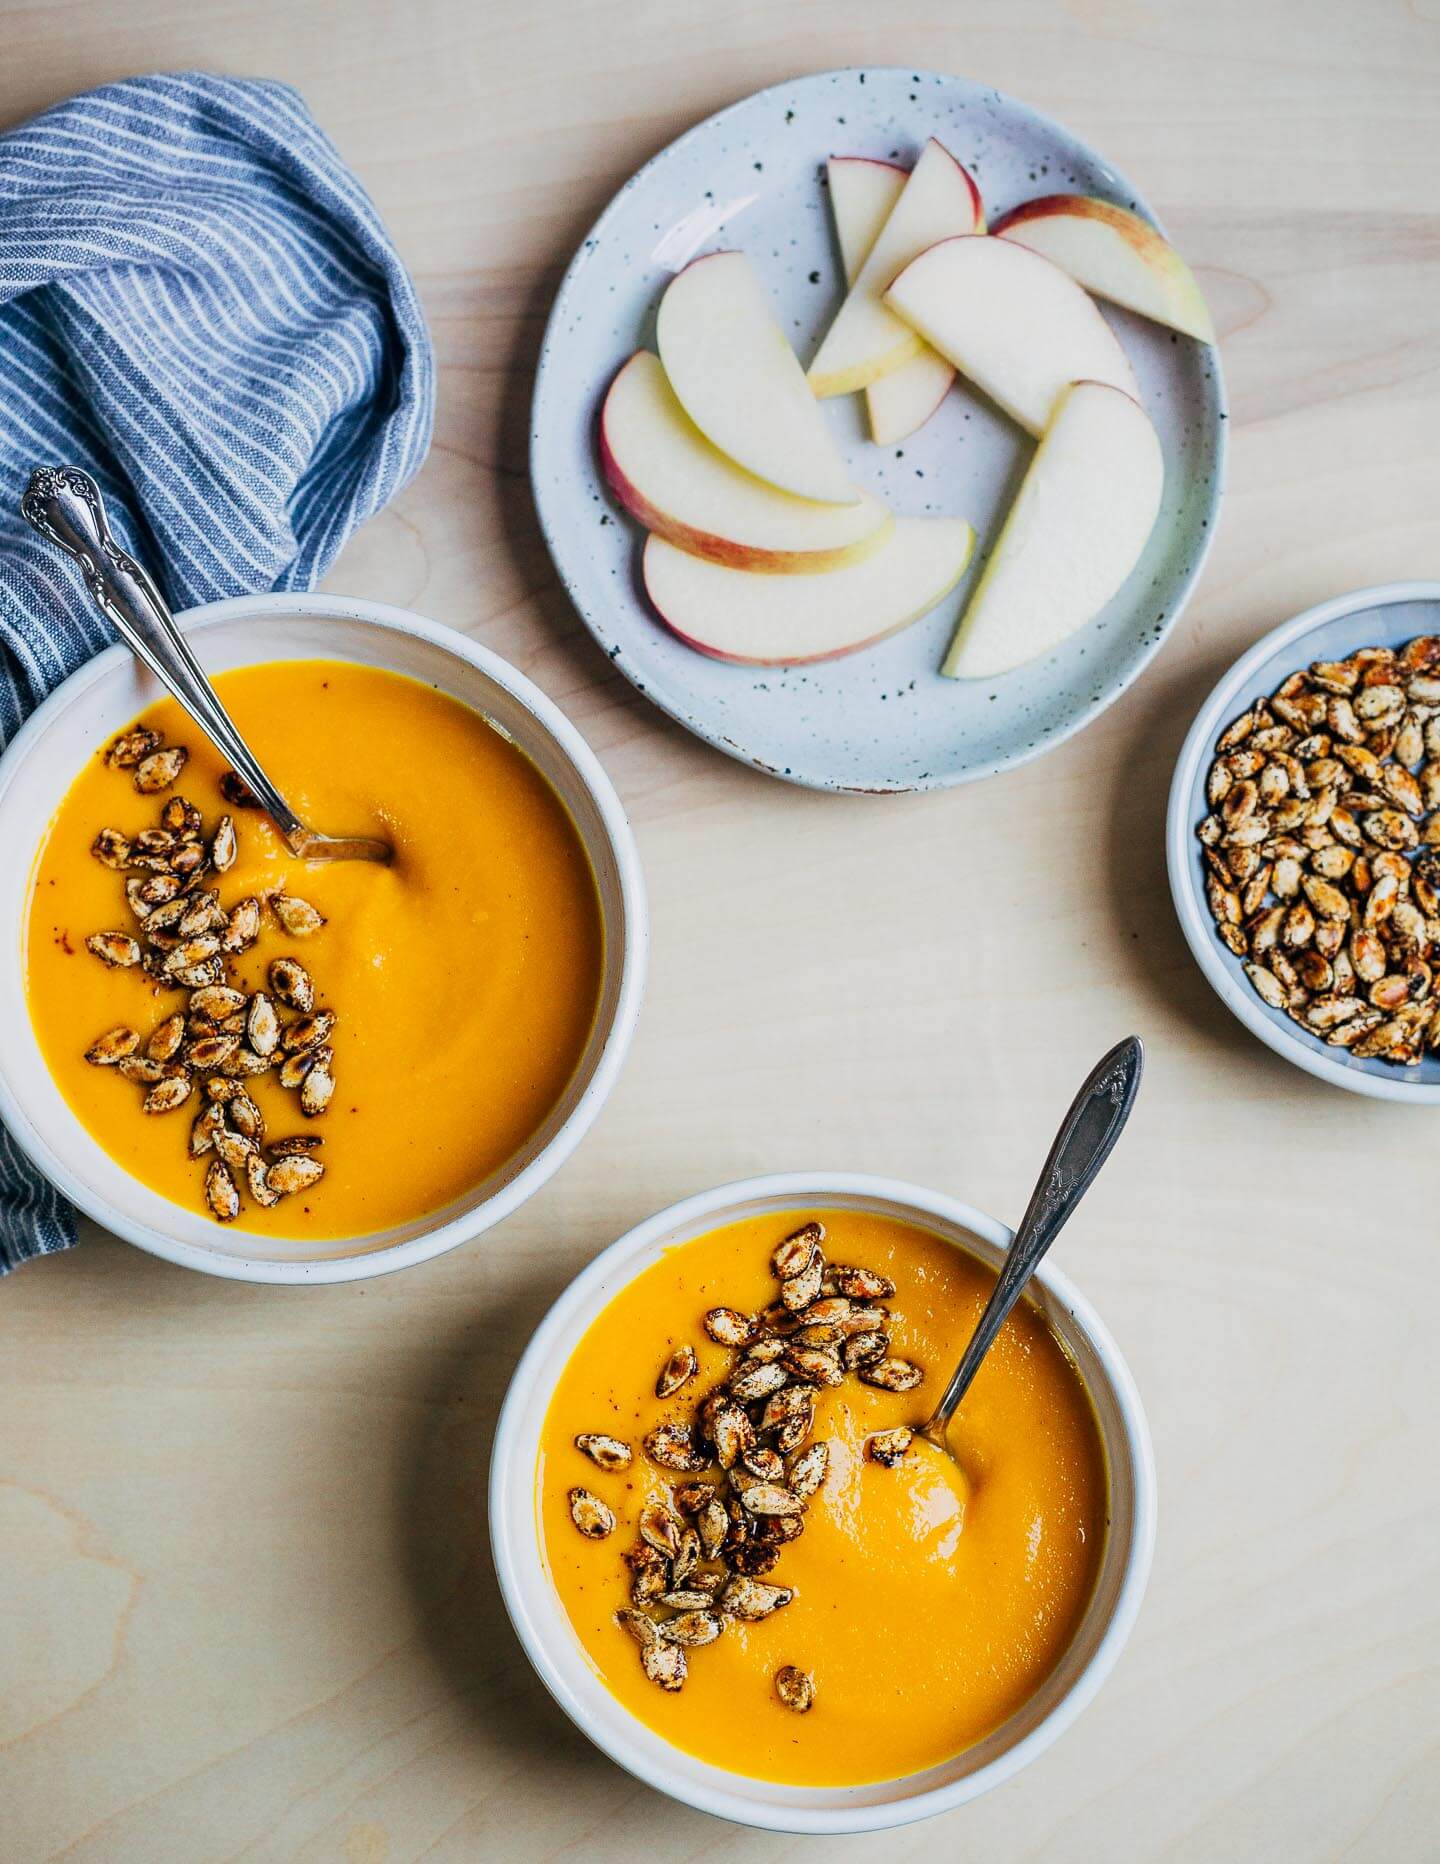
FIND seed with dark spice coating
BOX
[858,1358,924,1394]
[266,1154,325,1195]
[278,1045,321,1090]
[142,1076,193,1114]
[567,1487,615,1539]
[106,726,162,768]
[85,1026,140,1066]
[229,1093,264,1143]
[246,993,280,1057]
[774,1665,814,1712]
[91,828,133,869]
[133,745,188,793]
[867,1428,914,1467]
[247,1153,281,1207]
[772,1223,822,1281]
[268,1134,323,1157]
[273,894,325,936]
[575,1432,632,1472]
[281,1009,335,1053]
[703,1306,754,1346]
[223,898,262,953]
[204,1159,239,1222]
[209,815,237,872]
[220,770,260,808]
[269,956,314,1012]
[655,1343,698,1398]
[86,932,141,968]
[299,1056,334,1116]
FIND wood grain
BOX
[2,0,1439,1857]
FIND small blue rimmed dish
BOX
[1167,581,1440,1103]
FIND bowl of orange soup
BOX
[0,593,645,1282]
[491,1173,1155,1833]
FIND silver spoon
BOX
[917,1035,1144,1461]
[20,465,391,865]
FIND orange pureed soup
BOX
[539,1209,1108,1786]
[25,660,603,1237]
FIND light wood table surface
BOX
[3,2,1439,1858]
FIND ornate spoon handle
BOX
[21,466,389,864]
[21,466,311,850]
[921,1035,1144,1444]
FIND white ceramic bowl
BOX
[0,593,647,1282]
[1168,580,1440,1102]
[489,1172,1156,1834]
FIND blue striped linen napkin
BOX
[0,72,435,1273]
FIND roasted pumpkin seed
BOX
[867,1428,915,1467]
[568,1487,615,1539]
[273,894,325,936]
[575,1433,632,1472]
[133,745,188,792]
[85,1026,140,1066]
[85,931,141,968]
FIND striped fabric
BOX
[0,72,434,1272]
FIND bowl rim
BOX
[0,591,649,1283]
[1166,578,1440,1104]
[530,63,1229,796]
[488,1169,1158,1834]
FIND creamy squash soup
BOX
[25,661,603,1235]
[539,1209,1108,1786]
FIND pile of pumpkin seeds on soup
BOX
[81,728,335,1221]
[1199,636,1440,1065]
[565,1218,924,1708]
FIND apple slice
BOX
[600,352,892,571]
[808,139,983,399]
[866,349,957,448]
[941,380,1163,681]
[644,516,975,665]
[825,155,907,263]
[885,235,1138,437]
[993,196,1214,343]
[656,251,857,506]
[827,156,957,445]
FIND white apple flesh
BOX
[941,380,1163,681]
[656,251,857,506]
[993,195,1214,343]
[825,155,906,266]
[885,234,1139,437]
[808,139,982,398]
[826,156,957,445]
[644,516,975,665]
[600,352,892,571]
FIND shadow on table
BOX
[1097,634,1340,1110]
[390,1262,610,1779]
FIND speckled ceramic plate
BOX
[532,68,1226,793]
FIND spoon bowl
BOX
[20,465,391,865]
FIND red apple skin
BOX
[953,151,984,232]
[647,602,915,668]
[827,154,907,175]
[867,362,952,444]
[597,363,889,575]
[641,545,940,666]
[990,194,1154,248]
[828,150,981,228]
[989,194,1213,342]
